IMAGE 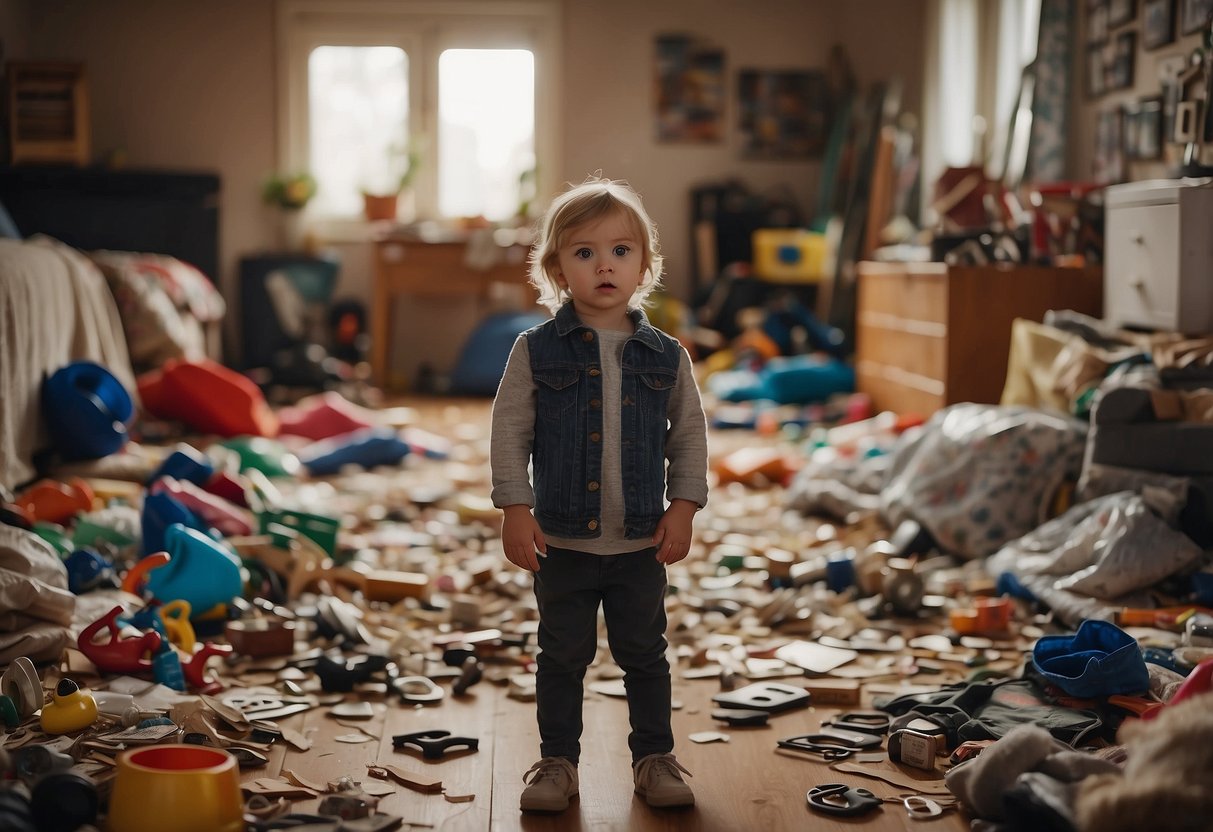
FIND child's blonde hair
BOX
[529,174,664,313]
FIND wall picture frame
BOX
[1088,0,1110,43]
[1107,31,1137,91]
[1108,0,1138,26]
[1136,96,1165,158]
[1182,0,1213,33]
[737,69,830,159]
[654,34,726,143]
[1144,0,1177,48]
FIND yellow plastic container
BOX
[751,228,828,283]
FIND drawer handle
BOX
[1131,277,1146,292]
[1131,231,1144,245]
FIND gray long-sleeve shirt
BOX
[490,327,708,555]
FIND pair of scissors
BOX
[807,783,882,816]
[777,732,877,760]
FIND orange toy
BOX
[15,477,95,524]
[138,358,278,438]
[713,446,800,486]
[949,597,1013,635]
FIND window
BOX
[921,0,1041,217]
[308,46,410,217]
[278,0,559,225]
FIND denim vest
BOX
[526,303,681,539]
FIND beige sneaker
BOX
[520,757,578,812]
[633,753,694,807]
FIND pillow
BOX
[90,251,225,372]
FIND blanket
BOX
[0,236,135,490]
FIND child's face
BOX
[554,209,646,323]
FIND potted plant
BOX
[361,141,420,223]
[262,171,317,250]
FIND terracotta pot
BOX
[362,192,399,222]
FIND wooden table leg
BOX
[371,269,391,390]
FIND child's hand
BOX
[500,505,547,571]
[653,499,696,564]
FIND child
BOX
[491,175,708,813]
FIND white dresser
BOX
[1105,179,1213,334]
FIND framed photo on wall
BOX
[1088,0,1110,43]
[654,34,726,143]
[1136,96,1165,159]
[1108,0,1138,26]
[1107,32,1137,90]
[737,69,830,159]
[1182,0,1213,33]
[1144,0,1177,47]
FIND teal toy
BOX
[144,524,243,618]
[40,679,99,734]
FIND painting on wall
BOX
[1106,31,1137,90]
[1130,96,1165,158]
[654,34,726,143]
[737,69,830,159]
[1088,0,1110,43]
[1143,0,1177,47]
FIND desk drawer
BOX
[857,268,946,324]
[1106,202,1180,330]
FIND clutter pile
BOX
[3,330,1213,830]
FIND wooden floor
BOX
[245,397,970,831]
[264,674,967,832]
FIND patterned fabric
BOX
[880,404,1088,558]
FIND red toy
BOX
[15,478,95,524]
[78,606,161,674]
[183,642,234,694]
[138,358,279,438]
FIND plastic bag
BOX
[987,491,1203,601]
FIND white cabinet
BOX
[1105,179,1213,334]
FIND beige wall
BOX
[14,0,278,358]
[561,0,926,299]
[0,0,30,62]
[4,0,925,380]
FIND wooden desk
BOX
[371,237,530,390]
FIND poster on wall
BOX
[654,34,726,143]
[737,69,830,159]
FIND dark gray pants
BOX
[531,546,672,764]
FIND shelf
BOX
[6,61,90,166]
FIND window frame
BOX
[276,0,561,231]
[921,0,1041,221]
